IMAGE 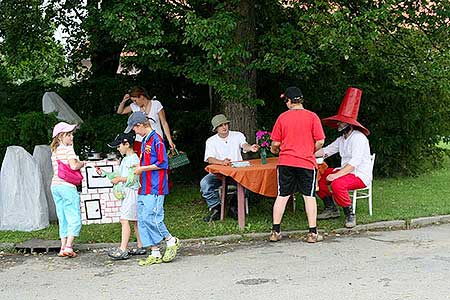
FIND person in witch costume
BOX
[314,87,373,228]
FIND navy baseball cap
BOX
[108,132,135,148]
[280,86,303,102]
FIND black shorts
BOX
[277,165,316,197]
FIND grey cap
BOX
[211,114,230,131]
[124,111,147,133]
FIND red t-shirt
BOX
[271,109,325,170]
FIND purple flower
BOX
[256,130,272,148]
[256,131,266,139]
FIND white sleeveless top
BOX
[130,100,164,141]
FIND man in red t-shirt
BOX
[270,86,325,243]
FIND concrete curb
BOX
[2,216,450,253]
[333,220,407,234]
[410,214,450,228]
[0,243,15,252]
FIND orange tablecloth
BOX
[205,157,279,197]
[205,157,328,229]
[205,157,329,198]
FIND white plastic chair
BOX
[351,153,376,216]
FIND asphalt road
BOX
[1,224,450,300]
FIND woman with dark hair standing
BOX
[117,86,176,156]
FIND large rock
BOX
[0,146,49,231]
[42,92,83,124]
[33,145,57,221]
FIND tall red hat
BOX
[322,87,370,136]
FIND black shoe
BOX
[317,196,340,219]
[228,205,238,220]
[317,208,340,220]
[203,205,221,222]
[321,195,338,210]
[343,206,356,228]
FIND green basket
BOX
[168,149,190,169]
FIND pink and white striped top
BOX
[51,145,79,188]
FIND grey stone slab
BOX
[0,146,49,231]
[33,145,57,221]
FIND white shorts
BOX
[120,187,138,221]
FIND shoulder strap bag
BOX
[57,160,83,185]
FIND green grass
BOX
[1,158,450,244]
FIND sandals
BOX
[62,246,78,258]
[107,248,130,260]
[57,247,65,257]
[128,247,147,256]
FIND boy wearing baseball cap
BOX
[125,112,180,266]
[270,87,325,243]
[97,132,145,260]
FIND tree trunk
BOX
[224,0,257,143]
[225,102,257,143]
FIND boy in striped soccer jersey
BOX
[124,111,180,266]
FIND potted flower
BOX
[256,130,271,164]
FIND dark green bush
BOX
[73,114,129,157]
[0,80,58,117]
[0,112,58,164]
[56,77,136,120]
[169,109,212,183]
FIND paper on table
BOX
[231,161,251,168]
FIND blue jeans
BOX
[137,194,170,247]
[200,173,223,208]
[51,185,82,238]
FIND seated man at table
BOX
[315,87,373,228]
[200,114,259,222]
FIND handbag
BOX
[168,148,190,170]
[113,183,125,200]
[57,160,83,185]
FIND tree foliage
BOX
[255,0,450,176]
[0,0,66,83]
[1,0,450,177]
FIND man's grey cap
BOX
[124,111,147,133]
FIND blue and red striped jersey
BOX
[139,130,169,195]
